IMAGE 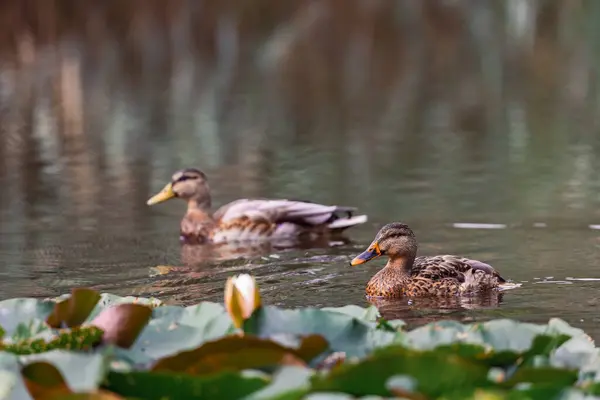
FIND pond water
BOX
[1,2,600,338]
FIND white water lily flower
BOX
[224,274,262,329]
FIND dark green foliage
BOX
[0,289,597,399]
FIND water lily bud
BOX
[224,274,262,329]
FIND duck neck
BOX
[186,195,212,213]
[385,254,416,277]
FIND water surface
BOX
[1,1,600,338]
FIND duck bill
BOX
[147,183,176,206]
[350,243,382,266]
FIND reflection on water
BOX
[368,292,507,328]
[1,1,600,338]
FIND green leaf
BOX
[507,386,595,400]
[0,369,18,400]
[386,375,425,399]
[242,366,313,400]
[10,319,51,341]
[91,304,152,348]
[477,320,558,352]
[405,319,575,354]
[302,394,355,400]
[550,336,598,370]
[503,367,578,388]
[151,302,233,334]
[431,343,521,368]
[152,335,322,374]
[0,352,29,399]
[83,294,163,322]
[19,351,109,393]
[104,370,268,400]
[519,334,572,367]
[309,346,492,397]
[109,302,235,365]
[243,306,396,359]
[46,288,101,329]
[0,298,54,337]
[54,392,125,400]
[320,305,380,323]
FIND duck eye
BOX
[176,175,195,182]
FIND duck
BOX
[146,168,368,245]
[350,222,515,298]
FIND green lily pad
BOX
[55,392,125,399]
[151,302,235,339]
[152,335,325,374]
[84,294,163,322]
[551,336,598,370]
[503,367,578,388]
[243,306,397,359]
[0,352,27,400]
[0,299,54,337]
[320,305,380,323]
[19,351,109,393]
[0,290,596,399]
[0,369,18,400]
[242,366,313,400]
[9,319,51,342]
[104,370,268,400]
[309,345,492,398]
[100,301,235,365]
[405,319,576,354]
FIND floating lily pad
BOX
[104,370,268,400]
[115,303,235,365]
[0,290,596,399]
[20,351,109,393]
[152,335,326,374]
[0,299,54,337]
[243,366,314,400]
[320,305,380,323]
[243,306,397,359]
[310,346,492,398]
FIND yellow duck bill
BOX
[350,242,382,266]
[147,183,176,206]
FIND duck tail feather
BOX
[459,269,478,293]
[327,215,368,231]
[498,281,522,291]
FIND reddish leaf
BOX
[46,288,101,329]
[152,335,317,374]
[21,361,72,399]
[90,304,152,348]
[296,334,329,361]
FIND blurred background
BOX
[1,0,600,335]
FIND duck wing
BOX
[213,199,367,229]
[413,255,505,283]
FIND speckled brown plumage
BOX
[147,168,368,245]
[351,223,511,298]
